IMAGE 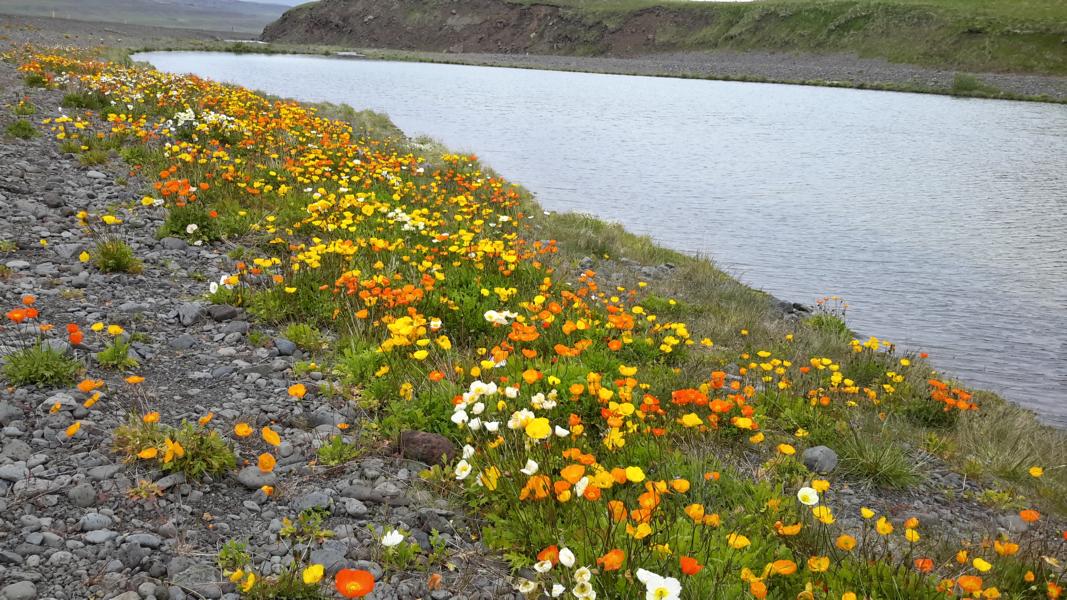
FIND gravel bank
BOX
[362,48,1067,102]
[0,56,522,600]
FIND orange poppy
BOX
[335,569,375,598]
[258,453,276,473]
[679,556,703,576]
[537,545,559,565]
[957,576,983,593]
[596,549,625,571]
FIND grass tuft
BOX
[5,119,37,139]
[92,238,143,273]
[2,344,81,387]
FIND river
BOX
[134,52,1067,425]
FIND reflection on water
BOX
[136,52,1067,425]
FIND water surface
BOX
[136,52,1067,424]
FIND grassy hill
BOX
[0,0,291,33]
[262,0,1067,74]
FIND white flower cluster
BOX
[483,309,518,325]
[386,207,425,232]
[515,557,597,599]
[449,379,500,433]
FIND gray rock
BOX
[207,304,238,321]
[0,402,21,425]
[221,320,249,334]
[168,558,222,599]
[343,497,369,518]
[160,237,188,250]
[293,490,333,513]
[110,592,140,600]
[39,392,77,413]
[274,338,297,356]
[310,540,348,575]
[801,446,839,474]
[998,514,1029,534]
[85,529,118,544]
[177,302,204,327]
[40,338,69,355]
[86,170,107,179]
[87,464,122,481]
[79,512,113,531]
[0,581,37,600]
[0,463,30,482]
[121,541,149,567]
[126,533,162,549]
[0,439,31,461]
[169,334,197,350]
[154,472,186,490]
[235,466,276,490]
[46,551,72,565]
[66,482,97,508]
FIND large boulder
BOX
[801,445,839,474]
[397,431,456,466]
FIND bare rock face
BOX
[397,431,456,466]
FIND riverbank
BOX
[5,14,1067,103]
[263,0,1067,79]
[1,32,1066,600]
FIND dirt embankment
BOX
[261,0,1067,76]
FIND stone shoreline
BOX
[0,53,521,600]
[353,47,1067,103]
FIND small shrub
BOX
[61,90,110,110]
[97,337,139,370]
[93,238,142,273]
[126,479,164,501]
[837,424,923,488]
[283,323,326,353]
[952,73,981,93]
[247,329,270,348]
[114,416,236,478]
[13,100,36,116]
[5,119,37,139]
[901,396,959,428]
[23,73,48,88]
[160,204,220,241]
[317,435,362,466]
[217,510,334,599]
[805,314,850,339]
[2,344,81,387]
[79,149,109,166]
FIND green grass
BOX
[2,344,81,387]
[92,238,142,273]
[835,418,926,488]
[282,323,327,353]
[532,0,1067,21]
[5,119,37,139]
[97,337,139,370]
[13,100,36,116]
[113,416,237,478]
[316,435,363,466]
